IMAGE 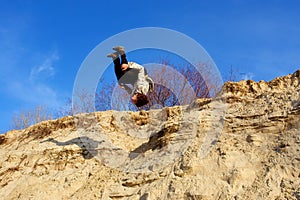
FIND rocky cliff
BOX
[0,70,299,200]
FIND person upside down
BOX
[107,46,154,108]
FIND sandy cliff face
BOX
[0,70,299,200]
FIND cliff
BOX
[0,70,299,200]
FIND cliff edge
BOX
[0,70,299,200]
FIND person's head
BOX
[121,63,129,71]
[131,93,149,107]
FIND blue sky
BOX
[1,0,300,132]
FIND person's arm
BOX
[146,76,154,92]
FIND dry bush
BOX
[57,89,96,118]
[11,105,53,130]
[225,65,238,82]
[8,61,237,131]
[96,60,224,111]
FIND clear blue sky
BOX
[1,0,300,132]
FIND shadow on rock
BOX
[129,124,177,160]
[41,136,103,159]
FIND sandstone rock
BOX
[0,70,299,199]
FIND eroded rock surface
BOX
[0,70,299,200]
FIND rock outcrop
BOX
[0,70,299,200]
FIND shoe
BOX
[107,52,119,59]
[113,46,125,54]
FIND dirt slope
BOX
[0,70,299,200]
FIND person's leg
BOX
[119,53,135,84]
[121,53,128,65]
[107,52,122,79]
[110,55,123,81]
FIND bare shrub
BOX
[11,105,53,130]
[96,60,224,111]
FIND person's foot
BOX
[113,46,125,54]
[107,52,119,59]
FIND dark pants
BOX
[114,54,128,80]
[114,54,138,84]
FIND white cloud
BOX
[29,51,59,81]
[0,18,61,111]
[0,15,64,131]
[1,49,63,111]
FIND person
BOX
[107,46,154,107]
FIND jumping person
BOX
[107,46,154,107]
